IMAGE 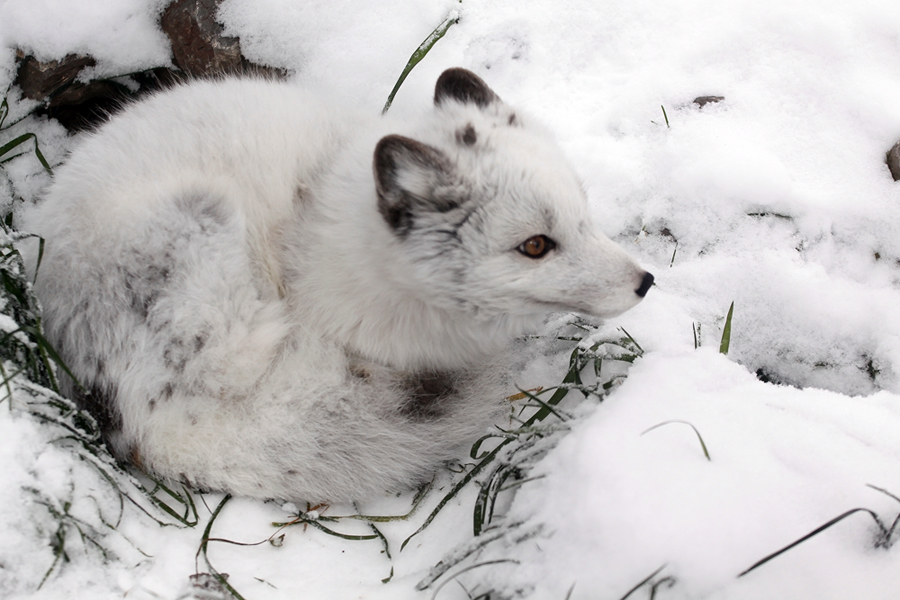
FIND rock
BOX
[16,52,96,102]
[14,51,178,130]
[160,0,243,76]
[886,140,900,182]
[15,51,137,130]
[160,0,283,78]
[11,0,282,131]
[693,95,725,108]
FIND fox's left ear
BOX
[374,135,457,236]
[434,68,500,108]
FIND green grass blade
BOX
[0,361,20,406]
[470,432,513,460]
[428,559,519,599]
[0,133,52,173]
[382,11,460,114]
[739,508,887,577]
[33,235,45,284]
[618,564,667,600]
[523,346,582,426]
[619,327,644,355]
[197,495,246,600]
[401,439,510,551]
[368,522,391,559]
[0,133,28,159]
[304,519,380,541]
[641,420,711,461]
[719,301,734,355]
[0,96,8,129]
[515,386,567,422]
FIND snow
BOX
[479,350,900,599]
[1,0,900,598]
[0,0,172,77]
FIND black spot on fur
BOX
[150,317,173,336]
[162,327,209,374]
[434,68,499,108]
[163,340,187,372]
[148,398,156,412]
[161,382,175,400]
[294,184,311,207]
[120,255,173,319]
[73,381,122,437]
[457,124,477,146]
[193,332,208,352]
[508,112,518,126]
[349,363,371,380]
[286,469,298,476]
[399,371,458,421]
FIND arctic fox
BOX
[22,68,653,502]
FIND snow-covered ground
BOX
[2,0,900,598]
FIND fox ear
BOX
[434,68,499,109]
[374,135,456,235]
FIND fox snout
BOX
[635,271,654,298]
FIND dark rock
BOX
[160,0,283,78]
[15,51,137,130]
[11,0,282,132]
[160,0,243,76]
[693,95,725,108]
[14,52,178,130]
[16,51,96,102]
[886,140,900,182]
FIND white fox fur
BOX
[22,69,652,502]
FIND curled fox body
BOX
[23,69,652,502]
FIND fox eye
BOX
[517,235,556,259]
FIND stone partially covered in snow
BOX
[886,140,900,182]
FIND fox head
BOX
[372,68,652,322]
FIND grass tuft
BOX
[416,319,647,594]
[1,94,53,194]
[427,559,519,600]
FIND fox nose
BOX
[635,271,654,297]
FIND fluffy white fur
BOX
[21,69,651,502]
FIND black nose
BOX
[635,272,654,297]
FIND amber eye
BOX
[517,235,556,259]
